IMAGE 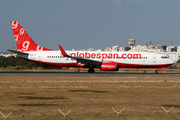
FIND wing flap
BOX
[75,57,101,65]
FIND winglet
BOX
[58,45,69,57]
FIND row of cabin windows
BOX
[47,56,64,58]
[47,56,147,59]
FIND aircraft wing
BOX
[7,49,29,55]
[59,45,101,66]
[74,56,101,66]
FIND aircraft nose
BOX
[168,59,174,64]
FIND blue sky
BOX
[0,0,180,52]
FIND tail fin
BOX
[11,21,52,52]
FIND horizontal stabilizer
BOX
[7,49,29,55]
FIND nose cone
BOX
[168,59,174,64]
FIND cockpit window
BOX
[161,56,169,59]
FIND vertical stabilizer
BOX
[11,21,52,51]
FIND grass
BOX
[69,90,109,93]
[18,96,66,100]
[18,104,59,106]
[0,76,180,119]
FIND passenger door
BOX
[153,54,156,63]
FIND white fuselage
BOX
[17,50,174,68]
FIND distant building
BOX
[111,46,119,51]
[166,46,177,52]
[118,47,125,51]
[0,53,16,57]
[104,46,123,51]
[177,46,180,53]
[156,45,167,51]
[130,45,147,51]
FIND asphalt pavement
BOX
[0,72,179,77]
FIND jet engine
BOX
[100,63,119,71]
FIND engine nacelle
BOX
[100,63,119,71]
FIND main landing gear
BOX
[88,68,95,73]
[155,70,159,74]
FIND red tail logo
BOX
[11,21,52,52]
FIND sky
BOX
[0,0,180,52]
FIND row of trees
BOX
[177,59,180,63]
[0,56,61,70]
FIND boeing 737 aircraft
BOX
[8,21,174,73]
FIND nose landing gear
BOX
[155,67,164,74]
[155,70,159,74]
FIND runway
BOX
[0,72,179,77]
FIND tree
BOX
[124,47,131,51]
[0,56,61,69]
[177,59,180,63]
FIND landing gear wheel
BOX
[88,68,95,73]
[155,70,159,74]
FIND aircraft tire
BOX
[155,70,159,74]
[88,68,95,73]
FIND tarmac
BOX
[0,72,179,77]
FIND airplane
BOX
[8,21,174,73]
